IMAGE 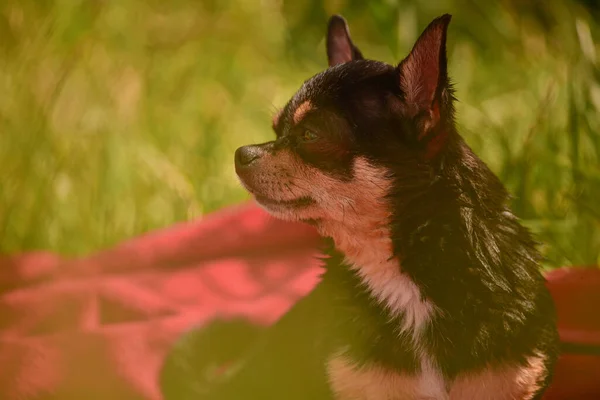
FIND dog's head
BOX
[235,15,455,235]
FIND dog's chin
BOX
[253,194,316,221]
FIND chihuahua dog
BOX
[162,14,559,400]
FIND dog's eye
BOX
[300,129,319,143]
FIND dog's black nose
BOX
[235,145,261,168]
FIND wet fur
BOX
[161,14,559,400]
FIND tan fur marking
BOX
[293,100,313,124]
[328,355,445,400]
[329,354,547,400]
[449,354,547,400]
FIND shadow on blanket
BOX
[0,202,599,399]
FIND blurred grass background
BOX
[0,0,599,268]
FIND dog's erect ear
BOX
[327,15,364,67]
[398,14,451,126]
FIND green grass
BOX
[0,0,599,268]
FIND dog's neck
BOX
[316,217,434,336]
[317,219,391,268]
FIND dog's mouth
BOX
[236,169,315,211]
[254,194,315,209]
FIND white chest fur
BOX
[318,221,434,339]
[325,249,443,399]
[348,254,434,338]
[319,222,444,399]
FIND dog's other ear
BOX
[398,14,452,139]
[327,15,364,67]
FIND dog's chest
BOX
[322,244,444,399]
[318,223,446,398]
[321,225,434,339]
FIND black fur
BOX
[390,135,560,378]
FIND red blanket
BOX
[0,203,599,399]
